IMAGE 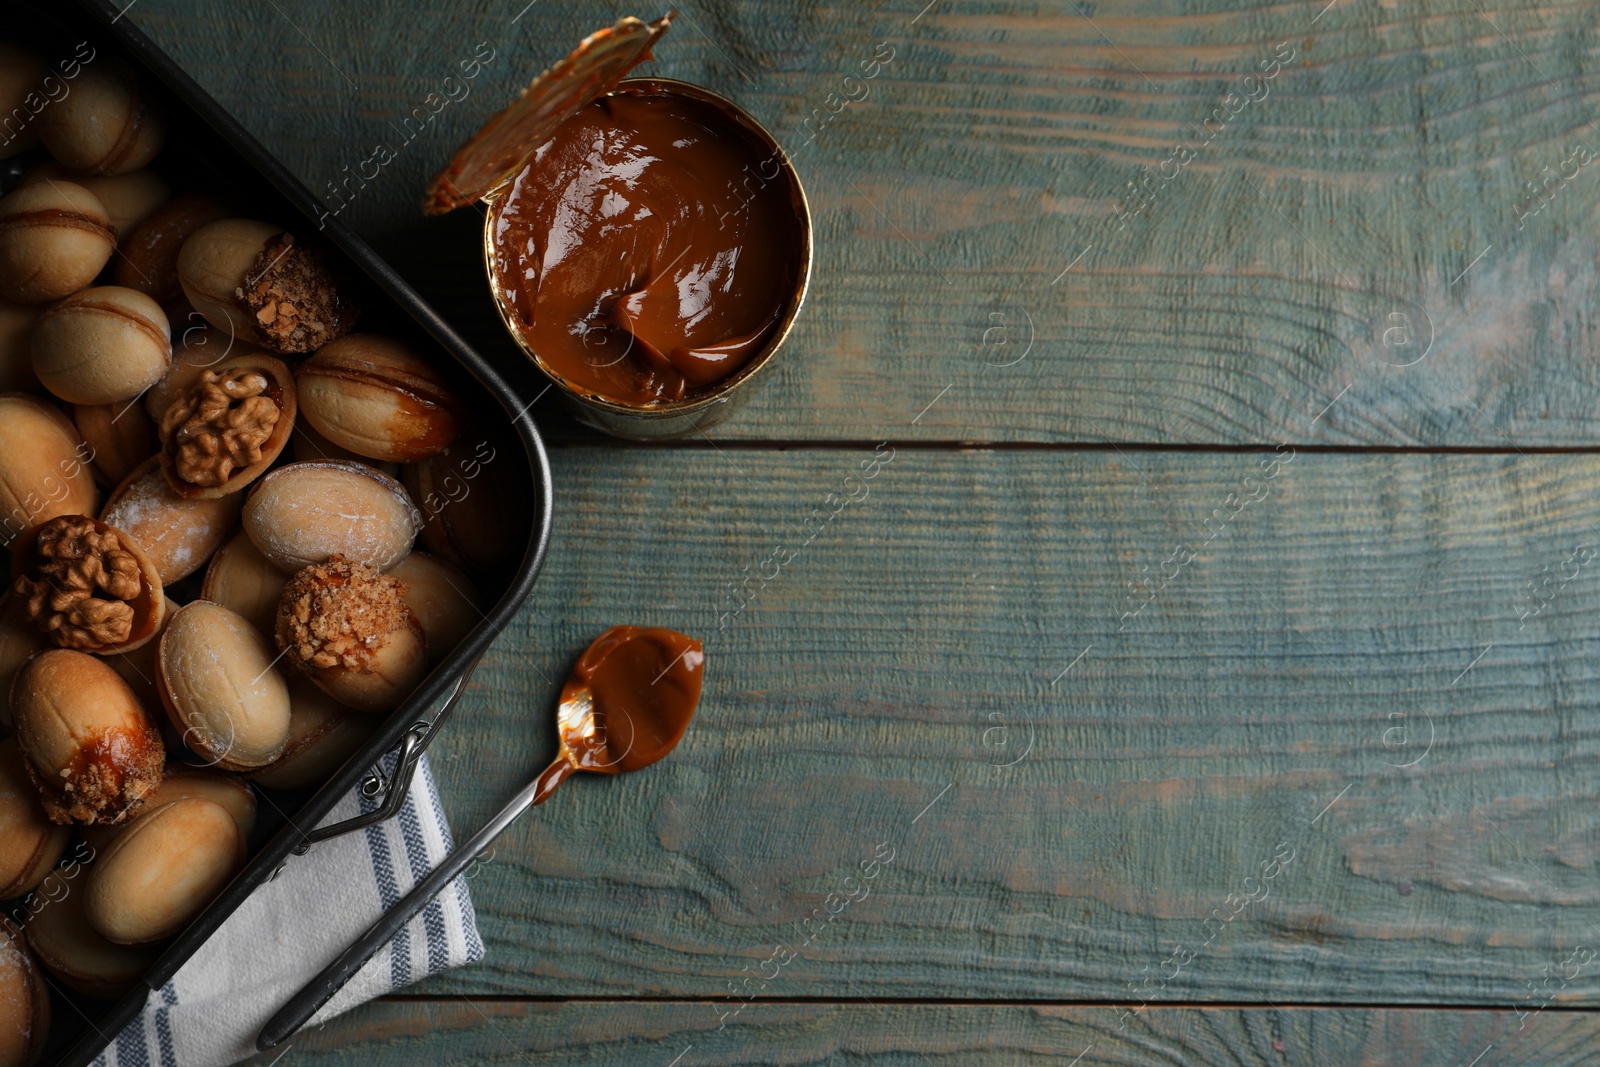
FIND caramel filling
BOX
[491,89,801,405]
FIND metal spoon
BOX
[257,629,702,1051]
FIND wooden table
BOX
[130,0,1600,1062]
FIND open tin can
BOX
[2,2,555,1063]
[425,14,813,440]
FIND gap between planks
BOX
[544,438,1600,456]
[372,995,1590,1013]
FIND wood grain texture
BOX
[282,445,1600,1006]
[242,1001,1600,1066]
[90,0,1600,1058]
[124,0,1600,444]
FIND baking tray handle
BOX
[291,656,480,853]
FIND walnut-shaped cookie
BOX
[0,738,69,896]
[248,678,378,791]
[157,601,290,771]
[101,457,243,585]
[294,335,462,463]
[0,918,50,1067]
[177,219,359,354]
[244,461,419,573]
[157,353,296,499]
[10,514,167,655]
[24,880,160,999]
[10,649,165,825]
[275,554,427,713]
[84,797,244,945]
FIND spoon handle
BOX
[256,756,568,1051]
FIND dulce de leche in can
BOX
[425,13,812,439]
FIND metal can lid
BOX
[422,12,673,215]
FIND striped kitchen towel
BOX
[93,753,483,1067]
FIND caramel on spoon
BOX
[259,626,704,1051]
[532,625,704,803]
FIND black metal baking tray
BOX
[2,1,555,1063]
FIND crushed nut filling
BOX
[13,516,144,649]
[31,730,165,826]
[160,368,280,487]
[276,554,410,673]
[237,233,358,353]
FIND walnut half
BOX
[157,354,296,499]
[161,369,278,487]
[12,515,159,652]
